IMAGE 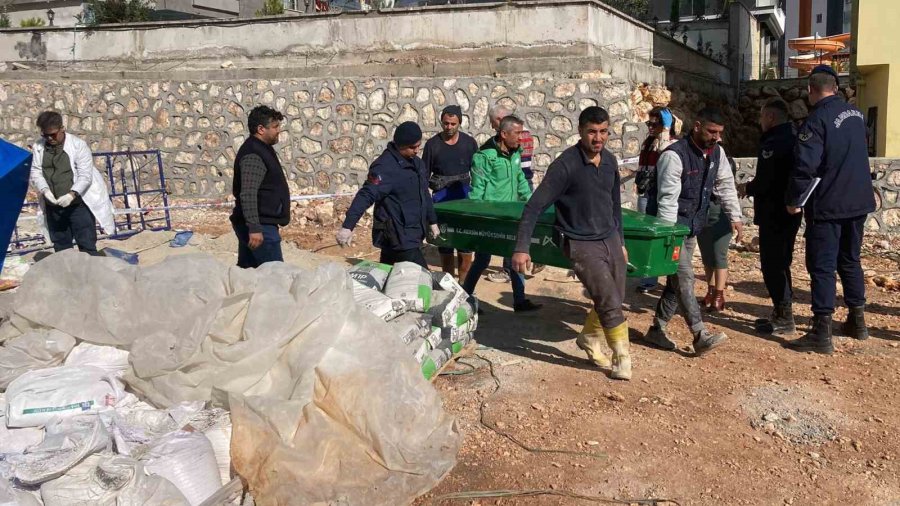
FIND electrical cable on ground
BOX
[432,353,681,506]
[469,353,607,460]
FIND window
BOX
[816,13,823,23]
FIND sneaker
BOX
[513,299,543,312]
[693,330,728,356]
[487,271,510,283]
[642,325,677,351]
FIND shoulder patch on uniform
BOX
[799,132,812,142]
[367,173,383,185]
[834,109,865,129]
[761,150,774,159]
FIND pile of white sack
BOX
[349,261,479,380]
[0,250,460,505]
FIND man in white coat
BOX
[30,111,115,255]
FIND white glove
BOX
[429,223,440,240]
[336,227,353,247]
[56,192,75,208]
[42,190,57,205]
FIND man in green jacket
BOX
[462,115,542,312]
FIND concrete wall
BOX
[0,74,659,197]
[652,32,733,99]
[0,1,657,70]
[732,157,900,234]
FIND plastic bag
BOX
[64,342,130,376]
[139,431,222,506]
[9,414,110,485]
[351,280,405,321]
[5,365,126,428]
[0,394,44,454]
[40,453,189,506]
[384,261,433,312]
[0,480,41,506]
[348,260,392,291]
[429,273,470,327]
[0,330,76,388]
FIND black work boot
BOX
[756,303,796,336]
[841,306,869,340]
[784,314,834,355]
[755,308,777,334]
[772,303,796,336]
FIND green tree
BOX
[256,0,284,16]
[0,7,10,28]
[20,16,46,27]
[84,0,152,25]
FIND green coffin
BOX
[429,200,690,278]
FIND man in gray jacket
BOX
[643,107,743,356]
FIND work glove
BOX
[56,192,75,208]
[429,223,441,240]
[336,227,353,247]
[42,190,57,205]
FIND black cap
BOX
[393,121,422,147]
[810,64,839,81]
[441,105,463,120]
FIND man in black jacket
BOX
[741,98,802,336]
[784,65,876,355]
[336,122,439,269]
[230,105,290,268]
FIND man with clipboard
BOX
[784,65,876,355]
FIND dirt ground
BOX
[160,204,900,506]
[4,198,898,506]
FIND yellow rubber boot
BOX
[604,321,632,381]
[576,310,611,368]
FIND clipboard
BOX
[797,177,821,207]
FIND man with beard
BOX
[423,105,479,280]
[643,107,743,356]
[231,105,291,268]
[511,107,631,380]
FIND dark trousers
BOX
[232,221,284,268]
[564,235,626,328]
[46,199,100,255]
[655,236,705,334]
[758,216,802,306]
[380,247,428,270]
[462,254,526,306]
[805,215,867,315]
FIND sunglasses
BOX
[41,130,62,139]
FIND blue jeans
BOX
[232,221,283,268]
[462,253,525,306]
[636,194,657,288]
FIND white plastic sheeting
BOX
[1,250,460,505]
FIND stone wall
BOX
[0,74,670,197]
[730,158,898,234]
[729,77,857,157]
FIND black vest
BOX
[646,138,720,237]
[232,136,290,226]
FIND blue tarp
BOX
[0,138,32,273]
